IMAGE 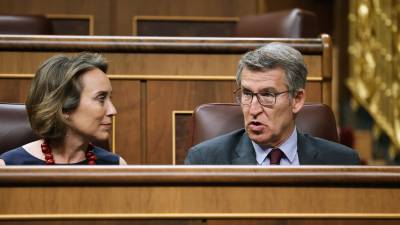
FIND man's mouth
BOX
[249,121,261,126]
[247,121,264,132]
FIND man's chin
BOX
[247,132,268,143]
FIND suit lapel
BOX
[297,132,320,165]
[231,131,257,165]
[229,130,320,165]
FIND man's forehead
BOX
[241,67,286,80]
[241,67,288,90]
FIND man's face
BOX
[240,67,305,148]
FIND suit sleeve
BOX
[184,146,203,165]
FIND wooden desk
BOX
[0,35,332,164]
[0,166,399,225]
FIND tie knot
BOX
[268,148,283,165]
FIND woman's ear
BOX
[291,89,306,114]
[62,110,70,120]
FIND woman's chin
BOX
[91,132,110,141]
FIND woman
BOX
[0,52,126,165]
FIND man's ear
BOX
[291,89,305,114]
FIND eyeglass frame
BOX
[234,88,293,107]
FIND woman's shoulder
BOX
[92,146,121,165]
[0,146,27,158]
[0,146,45,165]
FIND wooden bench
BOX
[0,34,332,164]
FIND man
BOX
[185,43,360,165]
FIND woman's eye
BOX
[97,95,106,103]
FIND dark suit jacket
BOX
[185,128,360,165]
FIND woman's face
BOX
[66,68,116,141]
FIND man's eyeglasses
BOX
[234,88,291,107]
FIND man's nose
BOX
[249,95,263,115]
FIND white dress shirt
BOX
[252,127,300,165]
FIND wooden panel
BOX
[305,82,322,103]
[208,219,400,225]
[0,79,31,103]
[304,55,321,76]
[0,0,258,36]
[2,185,399,214]
[0,52,85,73]
[0,166,399,225]
[133,16,239,37]
[1,219,203,225]
[0,0,111,35]
[173,112,193,165]
[104,53,240,76]
[0,221,200,225]
[46,14,94,35]
[110,80,141,163]
[114,0,258,35]
[146,80,236,164]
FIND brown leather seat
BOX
[235,8,318,38]
[0,103,39,154]
[0,103,109,154]
[0,15,52,34]
[191,103,338,147]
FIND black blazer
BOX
[185,128,360,165]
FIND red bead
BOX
[44,154,53,160]
[46,158,55,165]
[42,149,50,154]
[41,140,96,165]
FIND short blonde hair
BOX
[26,52,107,142]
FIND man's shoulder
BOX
[299,132,360,165]
[185,128,247,164]
[302,133,353,152]
[193,128,246,149]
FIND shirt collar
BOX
[252,127,298,164]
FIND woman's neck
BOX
[47,132,89,164]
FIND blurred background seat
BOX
[191,103,338,147]
[0,15,52,34]
[235,8,318,38]
[0,103,38,154]
[0,103,109,154]
[133,8,318,38]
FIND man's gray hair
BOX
[236,42,308,94]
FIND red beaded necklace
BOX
[40,140,96,165]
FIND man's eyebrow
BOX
[259,87,278,92]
